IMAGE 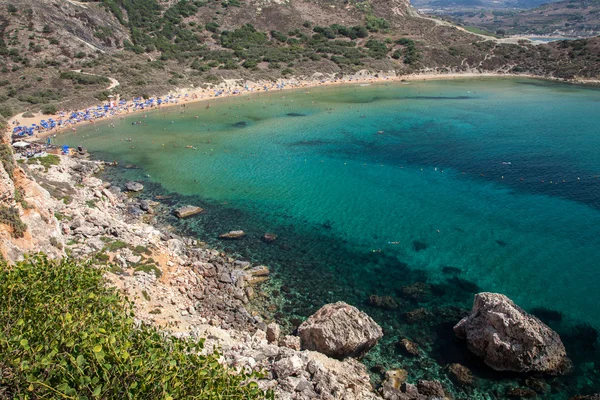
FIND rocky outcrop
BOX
[298,302,383,359]
[244,265,270,285]
[124,181,144,192]
[174,205,203,218]
[454,293,571,375]
[219,230,246,240]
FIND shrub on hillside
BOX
[0,105,13,118]
[0,255,274,399]
[0,206,27,238]
[59,71,109,85]
[41,103,57,115]
[0,143,15,179]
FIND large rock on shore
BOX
[174,205,203,218]
[454,293,571,375]
[298,301,383,359]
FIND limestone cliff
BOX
[0,135,63,262]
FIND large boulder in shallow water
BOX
[218,230,246,240]
[174,205,203,218]
[298,301,383,358]
[454,292,571,375]
[124,181,144,192]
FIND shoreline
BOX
[7,70,600,143]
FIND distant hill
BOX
[412,0,562,10]
[0,0,598,119]
[433,0,600,36]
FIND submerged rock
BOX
[447,363,473,386]
[124,181,144,192]
[416,380,447,397]
[442,266,462,275]
[397,338,419,357]
[412,240,427,252]
[368,295,399,310]
[219,230,246,240]
[298,301,383,358]
[454,292,571,375]
[381,378,449,400]
[506,387,538,398]
[174,205,203,219]
[261,232,277,243]
[404,307,433,323]
[401,282,431,301]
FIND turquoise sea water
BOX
[57,78,600,398]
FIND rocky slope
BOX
[0,151,384,398]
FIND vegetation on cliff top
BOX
[0,254,273,399]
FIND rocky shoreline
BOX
[1,153,393,399]
[1,151,597,400]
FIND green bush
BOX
[206,22,220,33]
[41,103,57,115]
[27,154,60,171]
[0,105,13,118]
[22,111,35,118]
[365,39,389,59]
[0,144,15,179]
[365,15,390,32]
[59,71,109,85]
[0,255,273,399]
[0,206,27,238]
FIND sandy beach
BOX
[6,70,600,143]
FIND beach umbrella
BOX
[12,141,30,148]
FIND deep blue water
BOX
[57,78,600,398]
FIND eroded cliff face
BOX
[0,138,63,262]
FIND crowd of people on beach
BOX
[8,75,395,142]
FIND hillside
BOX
[0,0,599,120]
[411,0,562,11]
[440,0,600,37]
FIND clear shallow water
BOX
[58,78,600,398]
